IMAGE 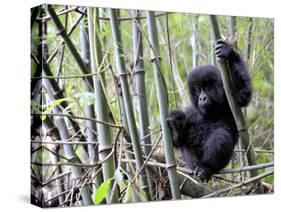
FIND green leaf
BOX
[41,98,73,121]
[93,178,112,205]
[124,183,132,203]
[31,100,42,114]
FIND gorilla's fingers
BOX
[215,43,223,51]
[216,39,227,45]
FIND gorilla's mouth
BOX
[198,105,208,114]
[198,101,212,115]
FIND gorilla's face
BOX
[197,89,212,114]
[188,65,226,116]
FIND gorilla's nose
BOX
[200,96,207,102]
[199,91,208,105]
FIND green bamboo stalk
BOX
[87,8,119,203]
[111,64,141,202]
[230,16,236,42]
[165,13,177,107]
[246,17,253,62]
[146,11,181,200]
[209,17,217,65]
[132,10,151,163]
[132,10,154,199]
[209,15,260,180]
[191,15,199,68]
[109,8,151,201]
[229,16,244,181]
[113,73,140,202]
[46,140,65,204]
[46,5,94,92]
[79,11,103,193]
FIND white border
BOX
[0,0,279,212]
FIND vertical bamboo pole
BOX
[146,11,181,200]
[132,10,154,198]
[87,7,119,203]
[46,139,65,204]
[46,5,94,92]
[230,16,236,43]
[79,10,103,193]
[109,8,151,201]
[209,16,261,191]
[229,16,244,181]
[246,17,253,62]
[191,16,199,68]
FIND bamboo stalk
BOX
[47,10,85,64]
[132,10,154,199]
[146,11,181,200]
[79,10,103,193]
[132,10,152,159]
[165,13,177,107]
[131,10,154,201]
[229,16,244,181]
[88,7,119,203]
[46,5,94,92]
[246,17,253,62]
[46,138,65,204]
[109,8,151,201]
[230,16,236,44]
[209,15,261,189]
[191,15,199,68]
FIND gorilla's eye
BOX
[193,85,201,94]
[204,85,212,92]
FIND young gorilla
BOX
[167,39,252,182]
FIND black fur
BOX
[167,39,252,182]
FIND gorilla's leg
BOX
[195,128,235,182]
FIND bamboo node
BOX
[118,72,129,77]
[132,68,145,74]
[150,56,161,63]
[98,145,112,153]
[56,28,66,35]
[166,163,177,169]
[238,126,248,132]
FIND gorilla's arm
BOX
[215,39,252,107]
[167,107,198,147]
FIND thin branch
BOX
[99,12,172,21]
[203,170,274,198]
[38,6,80,21]
[122,159,273,175]
[31,113,123,129]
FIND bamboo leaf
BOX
[31,100,42,114]
[42,98,73,121]
[124,183,132,203]
[93,178,112,205]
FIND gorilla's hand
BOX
[215,39,234,62]
[167,110,186,147]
